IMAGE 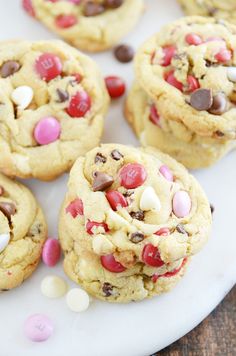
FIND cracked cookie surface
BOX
[0,173,47,290]
[0,40,109,180]
[59,144,211,302]
[22,0,144,52]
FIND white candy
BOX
[92,234,114,255]
[227,67,236,82]
[140,187,161,212]
[66,288,90,312]
[11,85,33,110]
[41,275,67,299]
[0,233,10,253]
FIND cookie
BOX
[125,82,236,169]
[178,0,236,25]
[59,144,212,302]
[0,173,47,290]
[135,16,236,140]
[22,0,144,52]
[0,40,109,180]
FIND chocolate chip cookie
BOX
[59,144,212,302]
[0,173,47,290]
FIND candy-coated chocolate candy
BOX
[86,221,109,235]
[35,53,62,81]
[161,45,176,66]
[66,198,84,217]
[66,91,91,118]
[105,76,126,98]
[34,117,61,145]
[172,191,191,218]
[142,243,164,267]
[185,33,203,46]
[24,314,54,342]
[159,165,173,182]
[106,190,127,211]
[42,238,61,267]
[119,163,147,189]
[101,254,126,273]
[149,104,160,126]
[55,14,77,28]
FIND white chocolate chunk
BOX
[11,85,33,110]
[92,234,114,255]
[41,275,67,299]
[0,233,10,253]
[140,187,161,212]
[66,288,90,312]
[227,67,236,82]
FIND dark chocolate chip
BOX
[56,89,69,103]
[0,202,16,219]
[104,0,123,8]
[102,282,113,297]
[92,172,114,191]
[215,130,225,137]
[190,88,213,111]
[111,149,123,161]
[95,153,107,164]
[208,93,227,115]
[0,61,20,78]
[176,224,187,234]
[0,186,4,196]
[130,210,145,221]
[123,190,134,198]
[130,232,145,243]
[210,204,215,214]
[84,2,105,16]
[114,44,134,63]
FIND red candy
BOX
[161,45,176,66]
[186,75,200,93]
[149,104,160,126]
[101,254,126,273]
[152,258,187,283]
[66,91,91,118]
[55,14,77,28]
[142,243,164,267]
[22,0,35,17]
[72,73,82,83]
[106,191,127,211]
[155,228,170,236]
[119,163,147,189]
[165,70,183,91]
[42,238,61,267]
[215,48,232,63]
[35,53,62,81]
[86,221,109,235]
[105,76,126,98]
[66,198,84,218]
[185,33,203,46]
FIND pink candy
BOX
[172,191,191,218]
[42,238,61,267]
[24,314,54,342]
[34,117,61,145]
[159,165,173,182]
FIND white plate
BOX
[0,1,236,355]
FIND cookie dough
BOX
[0,173,47,290]
[22,0,144,52]
[0,40,109,180]
[178,0,236,25]
[125,82,236,169]
[135,16,236,140]
[59,144,212,302]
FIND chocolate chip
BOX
[84,2,105,16]
[56,89,69,103]
[210,204,215,214]
[208,93,227,115]
[130,210,145,221]
[0,186,4,196]
[130,232,145,243]
[104,0,123,8]
[102,282,113,297]
[92,172,114,191]
[111,149,123,161]
[0,61,20,78]
[114,44,134,63]
[215,130,225,137]
[190,89,213,111]
[0,202,16,219]
[176,224,187,234]
[95,153,107,164]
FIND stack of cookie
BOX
[59,144,212,303]
[126,16,236,169]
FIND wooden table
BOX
[155,286,236,355]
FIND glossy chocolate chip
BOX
[0,202,16,219]
[215,130,225,137]
[102,282,113,297]
[130,232,145,243]
[176,224,187,234]
[95,153,107,164]
[114,44,134,63]
[111,149,123,161]
[130,210,145,221]
[210,204,215,214]
[190,89,213,111]
[56,89,69,103]
[0,186,4,196]
[104,0,123,8]
[92,172,114,191]
[208,93,227,115]
[0,61,20,78]
[84,2,105,16]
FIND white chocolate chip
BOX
[92,234,114,255]
[66,288,90,312]
[227,67,236,82]
[0,233,10,253]
[106,210,129,230]
[140,187,161,212]
[41,275,67,299]
[11,85,33,110]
